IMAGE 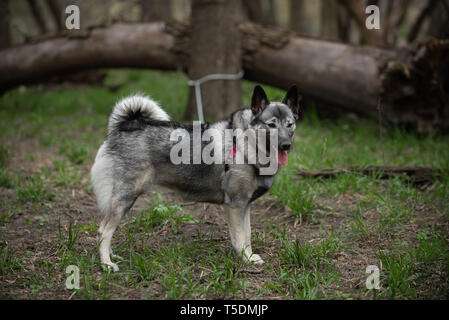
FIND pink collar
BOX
[227,145,237,164]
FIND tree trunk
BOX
[408,0,439,43]
[337,3,351,42]
[289,0,307,36]
[264,0,276,26]
[391,0,411,46]
[141,0,172,22]
[48,0,63,31]
[241,23,449,133]
[337,0,383,46]
[243,0,275,27]
[0,23,178,92]
[0,0,11,49]
[185,0,242,121]
[26,0,48,34]
[383,0,394,47]
[0,22,448,133]
[321,0,340,41]
[427,0,449,40]
[243,0,264,24]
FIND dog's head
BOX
[250,85,300,166]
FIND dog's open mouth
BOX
[276,148,288,165]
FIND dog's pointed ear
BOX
[282,85,300,120]
[251,85,269,116]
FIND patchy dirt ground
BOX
[1,132,448,300]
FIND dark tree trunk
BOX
[321,0,340,41]
[337,0,383,46]
[391,0,411,46]
[337,4,351,42]
[243,0,275,26]
[408,0,439,43]
[0,23,178,92]
[383,0,394,46]
[141,0,172,22]
[0,0,11,49]
[243,0,264,24]
[48,0,63,31]
[289,0,307,36]
[264,0,276,26]
[241,23,449,133]
[185,0,242,121]
[0,22,448,133]
[26,0,48,34]
[427,0,449,40]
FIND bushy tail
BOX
[108,94,170,134]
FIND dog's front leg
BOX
[225,204,264,265]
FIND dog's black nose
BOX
[280,143,291,151]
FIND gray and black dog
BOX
[91,85,300,271]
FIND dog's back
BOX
[91,95,231,219]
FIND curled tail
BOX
[108,94,170,134]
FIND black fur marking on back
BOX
[117,108,149,132]
[117,108,212,133]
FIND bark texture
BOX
[0,0,11,49]
[141,0,172,22]
[185,0,242,120]
[289,0,307,36]
[337,0,383,46]
[243,0,264,24]
[321,0,340,41]
[26,0,48,34]
[48,0,63,31]
[0,22,448,133]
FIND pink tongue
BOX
[277,149,288,165]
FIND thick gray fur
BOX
[91,86,300,271]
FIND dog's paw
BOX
[110,253,124,261]
[102,262,119,272]
[248,254,264,265]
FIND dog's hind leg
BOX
[98,188,137,272]
[225,204,264,265]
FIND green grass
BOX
[0,144,14,188]
[0,169,14,189]
[0,146,8,169]
[377,230,449,299]
[129,194,197,235]
[16,175,55,203]
[267,230,341,299]
[0,69,448,299]
[0,242,22,276]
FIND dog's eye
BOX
[287,123,293,128]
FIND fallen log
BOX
[296,166,445,188]
[0,23,179,91]
[0,22,448,133]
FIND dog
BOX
[91,85,300,271]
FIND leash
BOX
[188,70,244,123]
